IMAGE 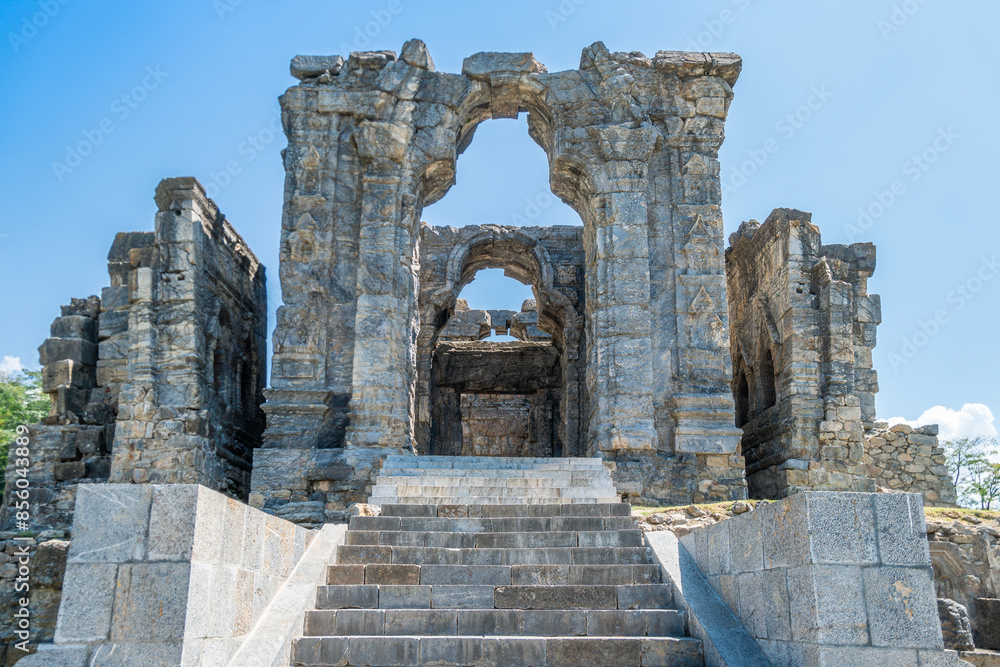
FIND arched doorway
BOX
[416,225,586,457]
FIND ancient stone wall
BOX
[2,177,266,534]
[109,178,267,499]
[0,535,68,664]
[726,209,880,499]
[460,394,547,457]
[927,515,1000,649]
[865,423,958,507]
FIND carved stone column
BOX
[344,121,417,449]
[582,125,660,453]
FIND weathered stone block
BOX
[462,52,546,79]
[786,564,869,645]
[68,485,152,563]
[54,562,118,643]
[863,566,943,649]
[110,562,192,642]
[290,54,344,80]
[874,493,931,566]
[39,338,97,366]
[147,485,198,561]
[805,492,878,565]
[973,598,1000,650]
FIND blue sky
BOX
[1,0,997,438]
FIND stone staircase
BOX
[291,455,703,666]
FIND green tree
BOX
[968,458,1000,510]
[944,436,1000,509]
[0,369,50,494]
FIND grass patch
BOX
[631,501,752,516]
[924,506,1000,525]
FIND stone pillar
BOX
[344,121,417,450]
[583,126,660,454]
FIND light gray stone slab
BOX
[874,493,931,567]
[110,562,192,642]
[761,568,791,641]
[729,510,763,573]
[89,641,184,666]
[646,531,770,667]
[15,644,90,666]
[864,566,944,649]
[148,485,199,561]
[54,562,118,643]
[224,524,345,667]
[68,485,153,563]
[805,492,879,566]
[786,564,868,645]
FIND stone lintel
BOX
[462,51,547,80]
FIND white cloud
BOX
[887,403,997,441]
[0,356,24,375]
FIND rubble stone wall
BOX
[726,209,880,499]
[865,423,958,507]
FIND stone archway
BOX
[416,225,585,457]
[257,39,749,509]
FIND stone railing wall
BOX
[865,423,958,507]
[680,491,967,665]
[20,484,312,666]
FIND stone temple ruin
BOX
[2,40,995,667]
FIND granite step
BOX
[315,584,673,611]
[327,563,663,586]
[336,545,654,566]
[303,608,687,637]
[348,515,638,533]
[373,477,615,488]
[292,635,703,667]
[344,529,644,548]
[377,503,632,518]
[377,469,611,479]
[381,454,608,469]
[292,455,700,666]
[370,487,619,499]
[368,496,621,505]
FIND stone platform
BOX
[368,455,621,505]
